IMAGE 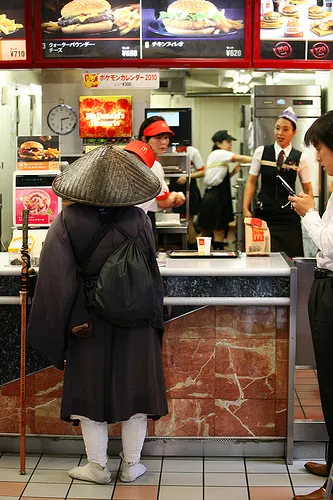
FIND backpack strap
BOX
[79,216,114,271]
[108,222,134,240]
[78,211,141,271]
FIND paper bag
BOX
[244,218,271,256]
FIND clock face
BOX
[47,104,77,135]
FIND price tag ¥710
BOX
[1,40,26,61]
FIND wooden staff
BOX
[260,159,299,172]
[20,209,30,475]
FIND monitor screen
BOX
[144,108,192,145]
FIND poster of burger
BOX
[260,0,333,61]
[41,0,141,59]
[141,0,245,59]
[17,135,60,170]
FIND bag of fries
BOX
[244,217,271,256]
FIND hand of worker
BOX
[288,192,315,217]
[176,176,187,185]
[173,192,186,207]
[232,164,241,175]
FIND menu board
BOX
[0,0,32,65]
[142,0,245,59]
[17,135,60,170]
[40,0,140,60]
[256,0,333,66]
[37,0,249,65]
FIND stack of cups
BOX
[196,237,212,255]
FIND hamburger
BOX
[54,0,114,34]
[281,5,299,16]
[159,0,218,35]
[18,141,44,160]
[308,5,325,19]
[261,11,282,28]
[263,11,281,22]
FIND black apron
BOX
[197,171,233,231]
[256,144,304,258]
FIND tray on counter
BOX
[166,250,241,258]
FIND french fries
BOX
[215,9,244,33]
[0,14,23,35]
[43,148,59,161]
[113,4,140,36]
[41,21,61,32]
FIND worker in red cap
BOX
[124,134,185,212]
[125,118,185,249]
[124,140,156,169]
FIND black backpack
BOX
[78,216,157,328]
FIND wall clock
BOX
[47,104,78,135]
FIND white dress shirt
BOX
[204,149,235,188]
[249,142,311,184]
[302,194,333,271]
[186,146,205,173]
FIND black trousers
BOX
[308,277,333,472]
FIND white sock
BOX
[72,414,109,468]
[121,413,147,464]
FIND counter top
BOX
[0,253,23,276]
[0,251,293,277]
[159,252,293,277]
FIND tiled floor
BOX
[0,453,328,500]
[294,368,324,421]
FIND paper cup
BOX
[196,237,212,255]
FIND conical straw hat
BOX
[52,145,161,207]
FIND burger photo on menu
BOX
[145,0,244,37]
[308,5,326,19]
[17,136,60,169]
[260,11,283,29]
[281,4,299,17]
[42,0,140,37]
[18,141,45,161]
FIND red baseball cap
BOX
[143,120,175,137]
[124,140,155,169]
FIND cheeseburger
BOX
[18,141,44,161]
[263,11,281,22]
[159,0,218,35]
[308,5,325,19]
[281,5,299,16]
[55,0,114,34]
[261,11,282,28]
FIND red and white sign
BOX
[79,95,132,138]
[83,71,159,89]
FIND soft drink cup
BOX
[196,237,212,255]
